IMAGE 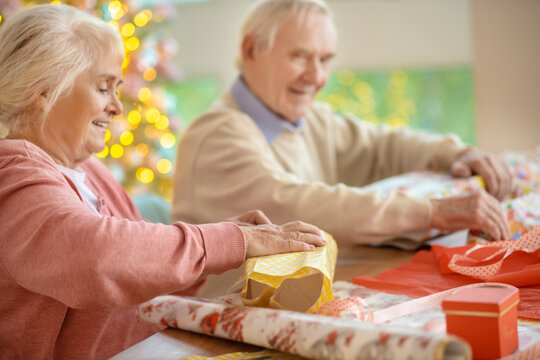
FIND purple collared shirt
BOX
[230,76,305,144]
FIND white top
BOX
[57,164,101,217]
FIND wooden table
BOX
[111,246,416,360]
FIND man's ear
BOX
[241,34,257,63]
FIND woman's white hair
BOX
[0,4,124,137]
[236,0,333,72]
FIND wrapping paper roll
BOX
[137,295,471,360]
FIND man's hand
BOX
[241,221,326,258]
[226,209,273,226]
[430,190,511,241]
[451,148,512,200]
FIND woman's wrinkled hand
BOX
[225,209,273,226]
[241,221,327,258]
[430,189,512,241]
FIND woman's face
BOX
[42,55,123,168]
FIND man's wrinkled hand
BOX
[430,189,511,241]
[451,148,512,201]
[242,221,326,258]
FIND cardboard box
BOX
[442,285,519,359]
[241,232,337,313]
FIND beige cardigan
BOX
[171,93,467,245]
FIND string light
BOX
[160,133,176,149]
[108,1,122,13]
[137,87,152,102]
[96,145,109,158]
[110,144,124,158]
[143,68,157,82]
[121,23,135,37]
[128,110,141,125]
[104,129,111,142]
[136,168,154,183]
[145,108,160,123]
[135,143,149,157]
[155,115,169,130]
[108,1,125,20]
[122,55,130,69]
[119,131,134,146]
[126,37,139,51]
[134,11,149,27]
[156,159,172,174]
[142,9,153,21]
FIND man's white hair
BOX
[0,4,124,137]
[235,0,333,72]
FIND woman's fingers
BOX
[225,209,273,226]
[242,221,325,258]
[280,220,323,237]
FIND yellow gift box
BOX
[240,231,337,313]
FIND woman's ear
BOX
[32,92,48,112]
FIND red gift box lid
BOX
[442,286,519,314]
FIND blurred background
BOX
[1,0,538,202]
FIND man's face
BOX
[243,12,336,124]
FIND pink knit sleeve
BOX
[0,143,246,309]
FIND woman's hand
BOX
[226,209,273,226]
[430,189,512,241]
[241,221,326,258]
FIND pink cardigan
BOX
[0,139,246,359]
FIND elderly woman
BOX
[0,5,325,359]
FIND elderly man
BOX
[171,0,512,246]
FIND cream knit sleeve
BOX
[172,109,436,245]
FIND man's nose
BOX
[304,58,327,86]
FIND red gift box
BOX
[442,285,519,359]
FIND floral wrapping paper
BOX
[137,294,471,360]
[362,147,540,243]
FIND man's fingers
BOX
[495,157,513,200]
[451,161,472,178]
[486,156,507,200]
[430,190,511,241]
[485,191,512,240]
[477,193,511,241]
[483,213,502,241]
[476,158,500,201]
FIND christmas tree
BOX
[1,0,182,201]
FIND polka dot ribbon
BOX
[448,227,540,280]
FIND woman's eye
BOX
[99,88,108,94]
